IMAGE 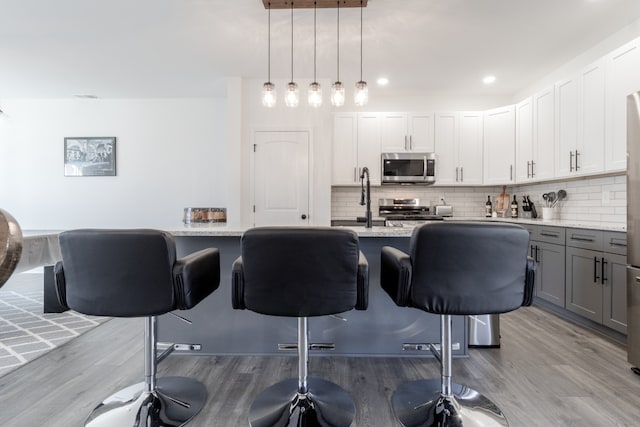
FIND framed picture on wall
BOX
[64,137,116,177]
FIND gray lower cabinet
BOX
[527,225,566,307]
[531,240,566,306]
[565,229,627,334]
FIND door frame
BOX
[250,127,314,226]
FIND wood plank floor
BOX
[0,305,639,426]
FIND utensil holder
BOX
[542,207,555,221]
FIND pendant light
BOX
[262,2,276,107]
[308,2,322,107]
[354,0,368,106]
[285,1,299,107]
[331,1,345,107]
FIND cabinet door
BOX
[458,112,484,185]
[380,112,408,152]
[606,38,640,171]
[602,253,627,334]
[515,97,534,182]
[555,77,578,178]
[565,247,602,323]
[483,105,515,185]
[434,112,459,185]
[532,87,555,181]
[409,113,435,152]
[332,113,358,185]
[534,241,566,307]
[357,113,382,185]
[578,60,606,175]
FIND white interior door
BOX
[253,131,309,226]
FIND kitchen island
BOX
[160,224,467,357]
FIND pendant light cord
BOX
[290,1,294,83]
[313,2,317,82]
[360,0,363,81]
[336,1,340,82]
[268,2,271,82]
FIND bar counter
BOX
[160,227,467,357]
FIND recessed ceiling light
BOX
[482,75,496,84]
[377,77,389,86]
[74,94,99,99]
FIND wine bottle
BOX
[511,195,518,218]
[485,195,492,217]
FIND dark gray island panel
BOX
[158,234,467,356]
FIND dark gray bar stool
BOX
[0,208,23,287]
[381,222,535,427]
[232,226,369,427]
[55,229,220,427]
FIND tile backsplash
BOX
[331,173,626,224]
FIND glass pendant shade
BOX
[285,82,299,107]
[331,81,345,107]
[354,80,368,106]
[308,82,322,108]
[262,82,276,108]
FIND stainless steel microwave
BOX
[381,152,436,184]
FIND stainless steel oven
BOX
[381,152,436,184]
[379,198,443,227]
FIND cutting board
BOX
[495,185,510,215]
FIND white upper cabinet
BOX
[483,105,516,185]
[457,112,484,185]
[332,113,381,186]
[515,97,534,182]
[434,112,483,186]
[532,87,556,181]
[555,60,606,178]
[579,60,606,175]
[555,77,579,178]
[380,112,435,152]
[606,38,640,172]
[434,112,459,185]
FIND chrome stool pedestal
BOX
[85,317,207,427]
[248,318,356,427]
[391,315,507,427]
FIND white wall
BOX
[0,98,229,229]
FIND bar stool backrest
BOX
[239,227,360,317]
[409,222,530,315]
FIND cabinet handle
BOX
[456,167,459,182]
[575,150,580,171]
[405,135,408,151]
[530,245,535,258]
[570,151,574,172]
[409,135,413,150]
[601,257,607,285]
[354,167,357,183]
[609,241,627,248]
[510,165,513,181]
[570,236,595,242]
[526,161,530,178]
[540,232,559,238]
[531,160,535,178]
[460,167,464,182]
[535,246,540,263]
[593,257,600,283]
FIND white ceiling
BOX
[1,0,639,99]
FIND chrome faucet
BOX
[360,167,372,229]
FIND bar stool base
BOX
[249,377,356,427]
[85,376,207,427]
[391,379,508,427]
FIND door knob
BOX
[301,214,307,220]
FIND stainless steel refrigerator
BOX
[627,91,640,370]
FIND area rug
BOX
[0,288,108,377]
